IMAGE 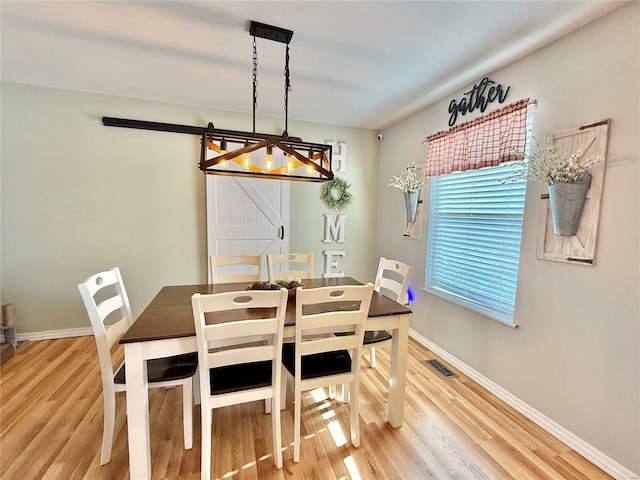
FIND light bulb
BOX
[242,153,251,169]
[306,150,315,175]
[264,146,273,171]
[287,154,295,172]
[219,140,228,168]
[242,142,251,170]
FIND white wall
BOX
[0,85,377,332]
[375,3,639,474]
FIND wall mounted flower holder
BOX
[547,172,591,235]
[404,191,420,223]
[537,119,609,265]
[388,163,426,239]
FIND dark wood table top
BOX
[120,277,412,344]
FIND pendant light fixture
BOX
[199,21,333,182]
[102,21,333,182]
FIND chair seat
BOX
[363,330,392,345]
[209,360,273,395]
[282,343,351,380]
[114,352,198,384]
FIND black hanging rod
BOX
[101,117,304,143]
[103,117,209,135]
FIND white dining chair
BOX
[282,283,374,462]
[78,267,197,465]
[210,254,262,283]
[191,288,288,479]
[366,257,414,368]
[267,253,313,281]
[332,257,413,403]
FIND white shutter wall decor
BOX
[536,120,609,265]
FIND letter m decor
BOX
[322,214,346,243]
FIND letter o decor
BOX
[320,177,352,211]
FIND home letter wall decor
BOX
[326,140,348,173]
[320,142,347,276]
[322,214,347,243]
[323,250,346,278]
[322,214,346,277]
[537,119,609,265]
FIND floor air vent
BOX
[425,358,457,379]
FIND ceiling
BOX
[0,1,624,130]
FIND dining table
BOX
[120,276,412,480]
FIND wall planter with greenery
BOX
[506,135,601,236]
[388,164,426,223]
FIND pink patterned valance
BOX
[425,98,529,177]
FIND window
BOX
[424,99,533,325]
[425,163,527,325]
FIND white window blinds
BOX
[425,163,527,324]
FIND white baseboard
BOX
[1,327,93,343]
[409,328,639,480]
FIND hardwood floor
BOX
[0,336,612,479]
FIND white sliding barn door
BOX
[206,175,290,281]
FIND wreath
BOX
[320,176,352,211]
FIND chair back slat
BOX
[298,311,364,331]
[196,290,282,310]
[80,269,120,297]
[210,255,262,283]
[97,295,125,321]
[298,334,359,357]
[267,253,313,281]
[207,344,276,368]
[202,318,279,343]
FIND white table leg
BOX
[124,343,151,480]
[388,314,409,427]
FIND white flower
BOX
[388,163,426,193]
[504,133,601,185]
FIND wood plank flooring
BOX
[0,336,612,479]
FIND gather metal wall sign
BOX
[448,77,510,126]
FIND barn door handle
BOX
[279,226,285,240]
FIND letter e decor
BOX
[323,250,346,278]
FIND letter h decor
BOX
[326,141,348,173]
